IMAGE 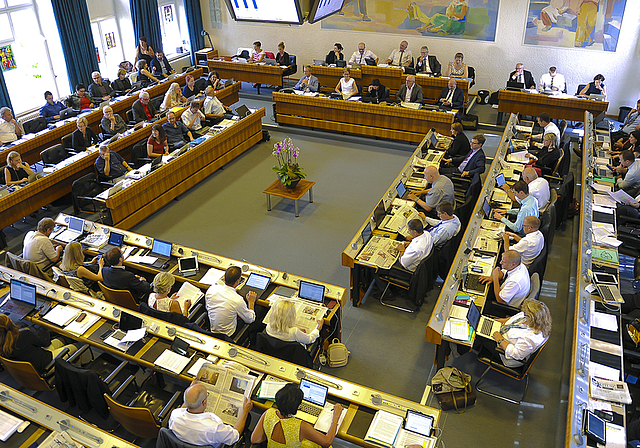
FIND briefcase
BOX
[434,386,476,413]
[460,114,478,131]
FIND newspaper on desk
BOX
[194,362,255,425]
[263,293,328,333]
[589,377,632,404]
[379,204,420,237]
[356,236,400,270]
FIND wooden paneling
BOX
[206,60,285,86]
[498,89,608,121]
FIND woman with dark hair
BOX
[325,43,343,65]
[444,122,470,159]
[137,59,159,87]
[208,70,223,90]
[147,124,169,158]
[580,74,606,98]
[135,36,154,65]
[276,42,295,77]
[251,383,343,448]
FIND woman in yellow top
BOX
[251,383,342,448]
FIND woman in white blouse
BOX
[266,300,322,345]
[335,69,358,99]
[160,82,187,111]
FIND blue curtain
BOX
[184,0,204,65]
[130,0,163,54]
[0,69,12,111]
[51,0,99,91]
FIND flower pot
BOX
[278,175,300,189]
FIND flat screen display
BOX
[151,239,172,257]
[223,0,303,24]
[298,280,325,303]
[246,273,270,289]
[10,279,37,305]
[308,0,345,23]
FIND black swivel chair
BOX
[40,144,69,167]
[71,173,108,219]
[23,117,47,134]
[130,139,152,168]
[377,251,437,313]
[61,133,74,151]
[467,66,476,88]
[255,332,316,368]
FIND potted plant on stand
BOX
[272,137,306,189]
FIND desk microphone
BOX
[241,259,276,280]
[370,393,406,411]
[296,370,342,390]
[166,327,205,345]
[228,347,270,366]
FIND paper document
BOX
[605,422,626,448]
[592,205,614,215]
[126,255,158,264]
[187,355,220,377]
[64,312,101,336]
[591,311,618,332]
[507,150,529,163]
[589,338,622,357]
[589,361,620,381]
[155,281,203,313]
[608,189,636,204]
[592,194,616,208]
[154,349,192,374]
[200,267,226,285]
[43,305,82,327]
[445,318,471,341]
[395,428,437,448]
[0,409,24,442]
[364,410,403,447]
[258,380,287,399]
[591,183,612,193]
[314,403,348,433]
[122,327,146,343]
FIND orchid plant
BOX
[272,137,306,187]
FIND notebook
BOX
[0,279,37,321]
[295,378,329,424]
[99,231,125,254]
[53,216,85,243]
[237,273,270,299]
[467,301,501,340]
[298,280,326,304]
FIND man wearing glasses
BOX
[493,180,539,235]
[440,133,486,178]
[508,63,536,89]
[502,216,544,267]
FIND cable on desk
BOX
[58,418,104,447]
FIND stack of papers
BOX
[0,409,24,442]
[314,403,348,433]
[590,377,632,404]
[64,312,101,336]
[200,267,226,285]
[155,349,192,374]
[104,327,146,351]
[43,305,81,327]
[364,410,403,448]
[507,150,529,164]
[444,318,471,342]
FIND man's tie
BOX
[550,77,554,89]
[446,89,454,103]
[398,50,404,65]
[429,222,442,232]
[519,74,523,84]
[359,54,363,63]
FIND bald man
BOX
[479,250,530,306]
[502,216,544,267]
[408,166,455,213]
[169,383,252,446]
[438,79,464,110]
[396,75,423,103]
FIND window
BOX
[91,17,125,78]
[157,0,189,57]
[0,0,70,115]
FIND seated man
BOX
[385,40,412,67]
[493,180,539,235]
[395,75,423,103]
[0,107,23,144]
[102,247,151,303]
[508,63,536,89]
[67,83,94,111]
[415,46,440,76]
[294,66,319,93]
[205,266,256,338]
[132,91,158,123]
[407,166,455,213]
[363,78,387,103]
[95,144,132,179]
[163,111,193,149]
[23,218,63,272]
[88,71,114,103]
[349,42,378,65]
[422,201,461,249]
[538,66,565,93]
[502,216,544,267]
[441,133,486,178]
[182,101,207,136]
[615,150,640,192]
[169,383,252,446]
[612,99,640,145]
[202,87,231,125]
[39,91,66,123]
[100,105,128,136]
[437,79,464,116]
[528,112,560,144]
[518,167,550,211]
[150,49,175,79]
[479,250,530,305]
[396,219,433,272]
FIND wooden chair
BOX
[0,348,70,392]
[98,282,138,311]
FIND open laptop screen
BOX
[246,273,270,289]
[495,173,506,188]
[68,216,84,233]
[299,378,328,406]
[361,222,372,244]
[430,133,438,148]
[108,231,124,247]
[119,311,143,331]
[482,198,491,219]
[10,279,37,305]
[466,301,480,331]
[396,181,406,198]
[151,239,172,257]
[299,280,326,303]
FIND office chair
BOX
[527,245,548,282]
[61,133,74,151]
[475,339,548,404]
[98,282,138,311]
[377,251,437,313]
[467,66,476,88]
[40,144,69,167]
[5,251,53,282]
[23,117,47,134]
[255,332,316,368]
[157,427,248,448]
[70,173,108,221]
[138,301,204,326]
[130,139,152,168]
[0,348,69,392]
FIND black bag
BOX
[435,387,477,412]
[461,114,478,130]
[431,367,477,413]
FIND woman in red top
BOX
[147,124,168,158]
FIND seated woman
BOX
[325,43,343,65]
[207,70,224,90]
[251,382,343,448]
[444,122,470,159]
[612,130,640,155]
[579,74,606,98]
[60,242,103,294]
[72,117,99,152]
[101,105,128,135]
[276,42,295,77]
[111,68,132,95]
[4,150,34,186]
[266,300,322,346]
[148,272,190,316]
[248,41,265,64]
[0,315,79,374]
[335,69,358,99]
[483,298,551,368]
[136,59,159,88]
[446,52,468,78]
[161,82,187,111]
[528,133,560,173]
[147,124,169,158]
[182,74,201,98]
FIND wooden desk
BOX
[273,92,454,144]
[498,89,608,122]
[406,74,469,104]
[360,66,404,95]
[310,65,362,93]
[0,69,203,166]
[207,60,286,87]
[264,179,315,217]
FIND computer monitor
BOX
[395,181,406,198]
[108,231,124,247]
[10,279,37,305]
[430,133,438,149]
[298,280,326,303]
[119,311,143,331]
[506,80,524,90]
[372,199,387,226]
[68,216,84,233]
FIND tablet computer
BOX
[403,409,434,438]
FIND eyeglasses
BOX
[471,141,480,145]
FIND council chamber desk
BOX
[0,265,443,448]
[0,69,204,166]
[273,92,454,144]
[207,59,286,89]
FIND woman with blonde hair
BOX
[72,116,99,152]
[149,272,190,315]
[160,82,187,111]
[112,68,132,94]
[4,151,34,186]
[266,300,322,345]
[60,242,103,293]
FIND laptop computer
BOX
[60,108,77,120]
[237,273,270,299]
[297,280,326,304]
[178,256,198,277]
[54,216,85,243]
[336,60,346,68]
[295,378,329,424]
[506,81,525,91]
[481,198,501,221]
[589,94,606,101]
[463,269,488,296]
[395,180,408,199]
[365,57,377,66]
[104,311,144,351]
[467,301,501,340]
[99,231,125,254]
[264,58,277,66]
[236,105,251,118]
[313,59,326,66]
[0,279,37,321]
[150,155,164,172]
[147,238,172,268]
[594,283,624,303]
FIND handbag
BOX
[431,367,476,413]
[326,338,349,367]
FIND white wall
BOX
[199,0,640,113]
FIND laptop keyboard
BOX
[480,319,494,336]
[465,274,484,294]
[599,286,615,302]
[299,402,322,417]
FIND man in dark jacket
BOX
[102,247,151,303]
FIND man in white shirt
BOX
[502,216,544,267]
[520,167,550,211]
[538,66,566,93]
[202,87,231,125]
[385,41,412,67]
[182,101,206,135]
[23,218,63,271]
[529,112,560,144]
[0,107,23,144]
[169,383,252,447]
[422,202,461,249]
[349,42,378,65]
[205,266,256,337]
[615,150,640,191]
[397,219,433,271]
[479,250,530,305]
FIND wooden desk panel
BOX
[207,60,285,86]
[360,66,404,92]
[273,92,453,143]
[310,65,362,93]
[406,75,469,104]
[105,108,265,228]
[498,89,608,121]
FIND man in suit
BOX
[294,66,319,92]
[150,49,175,79]
[508,63,536,89]
[88,72,114,103]
[396,75,423,103]
[415,46,441,76]
[131,91,158,123]
[440,133,486,178]
[438,79,464,117]
[102,247,151,303]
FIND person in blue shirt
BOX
[493,180,539,235]
[39,91,66,123]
